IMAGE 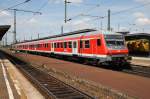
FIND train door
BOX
[72,41,78,55]
[51,43,54,52]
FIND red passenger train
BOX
[13,29,131,66]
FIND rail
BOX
[2,51,95,99]
[123,64,150,78]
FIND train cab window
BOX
[85,40,90,48]
[64,42,67,48]
[80,40,83,48]
[97,39,101,46]
[68,42,72,48]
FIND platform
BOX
[131,57,150,67]
[0,59,20,99]
[0,52,44,99]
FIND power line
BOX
[37,0,50,11]
[108,1,150,17]
[7,8,41,43]
[20,0,50,25]
[74,1,150,26]
[0,0,31,13]
[68,4,101,21]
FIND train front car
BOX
[103,32,131,66]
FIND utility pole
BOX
[24,36,25,41]
[8,8,41,44]
[5,32,7,46]
[38,33,40,39]
[64,0,71,23]
[100,21,103,31]
[14,10,16,43]
[65,0,67,23]
[118,24,120,32]
[61,26,64,34]
[107,9,111,31]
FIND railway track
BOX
[123,64,150,78]
[2,51,95,99]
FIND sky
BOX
[0,0,150,44]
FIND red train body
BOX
[13,29,130,65]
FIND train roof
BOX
[16,29,96,44]
[16,29,122,44]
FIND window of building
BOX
[84,40,90,48]
[68,42,72,48]
[97,39,101,46]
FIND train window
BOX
[45,43,48,48]
[46,44,47,48]
[73,42,77,48]
[85,40,90,48]
[68,42,72,48]
[57,43,59,48]
[54,43,57,48]
[37,44,39,48]
[51,43,53,48]
[80,40,83,48]
[60,42,63,48]
[35,44,37,48]
[97,39,101,46]
[47,43,49,48]
[45,43,47,48]
[64,42,67,48]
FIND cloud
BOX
[28,18,38,24]
[0,10,11,17]
[18,18,39,27]
[135,0,150,3]
[134,12,145,18]
[135,17,150,25]
[119,26,128,31]
[133,12,150,25]
[49,0,83,4]
[63,18,93,32]
[67,0,83,3]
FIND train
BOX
[12,29,131,66]
[126,39,150,55]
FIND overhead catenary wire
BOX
[20,0,50,24]
[68,1,150,28]
[0,0,31,13]
[69,4,101,20]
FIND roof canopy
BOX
[0,25,11,40]
[125,33,150,41]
